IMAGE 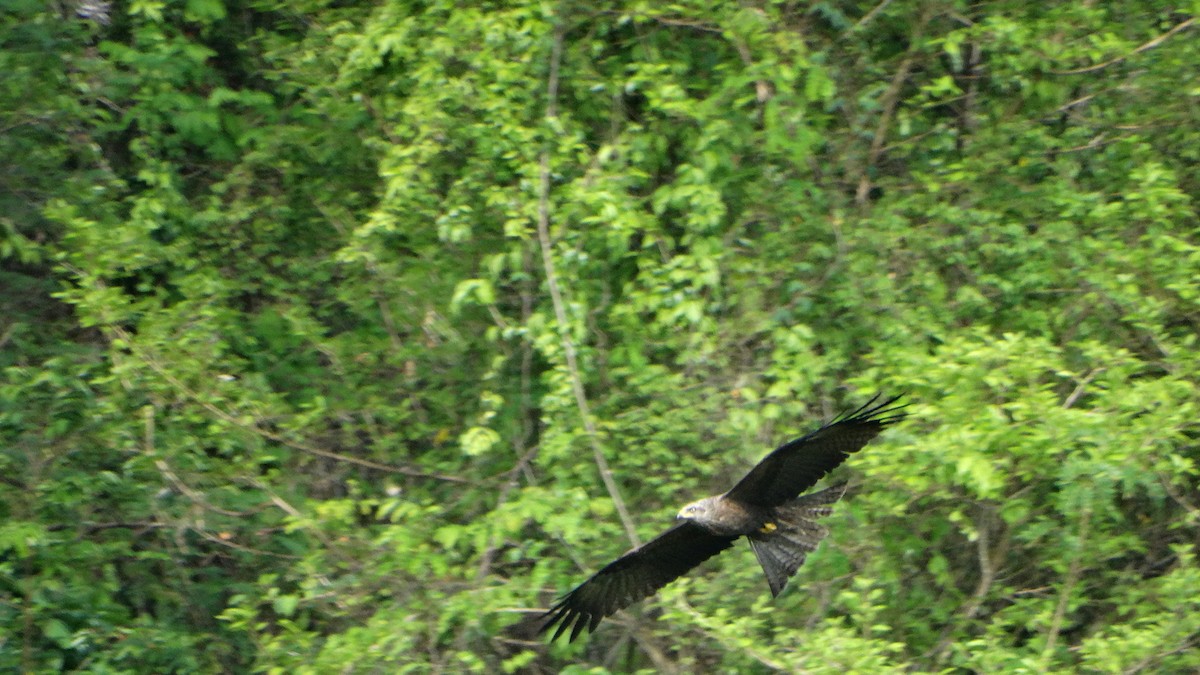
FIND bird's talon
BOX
[759,522,777,534]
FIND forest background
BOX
[2,1,1198,672]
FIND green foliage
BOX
[2,0,1197,672]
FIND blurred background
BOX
[2,1,1197,672]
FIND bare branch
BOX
[733,39,771,104]
[855,13,929,206]
[535,24,641,548]
[929,503,1007,665]
[1041,499,1093,665]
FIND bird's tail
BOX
[748,482,847,597]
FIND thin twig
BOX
[194,527,300,559]
[1063,368,1102,408]
[0,323,16,351]
[626,631,681,675]
[848,0,896,34]
[316,202,405,354]
[475,442,542,579]
[253,478,339,551]
[535,24,640,547]
[673,595,787,670]
[60,263,459,482]
[145,407,253,518]
[46,521,168,532]
[1124,635,1200,674]
[155,458,253,518]
[107,322,469,483]
[1055,93,1097,113]
[1159,473,1200,522]
[1054,17,1196,75]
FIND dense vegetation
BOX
[3,1,1197,672]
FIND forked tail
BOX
[748,482,847,597]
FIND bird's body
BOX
[677,494,766,536]
[540,394,907,642]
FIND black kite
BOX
[541,394,906,642]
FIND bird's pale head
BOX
[677,496,718,521]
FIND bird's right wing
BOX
[540,521,738,642]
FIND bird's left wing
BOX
[724,393,907,507]
[540,521,738,642]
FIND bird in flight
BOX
[541,394,907,642]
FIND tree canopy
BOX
[2,1,1197,672]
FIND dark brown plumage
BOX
[540,393,906,642]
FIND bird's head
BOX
[676,497,716,521]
